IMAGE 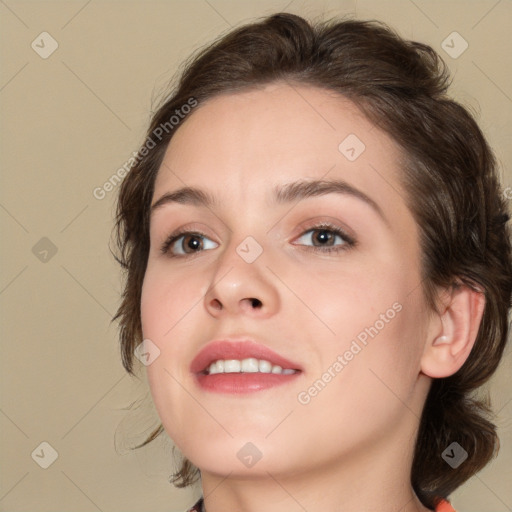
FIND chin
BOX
[178,435,302,476]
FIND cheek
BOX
[335,286,427,409]
[139,266,205,445]
[306,258,425,387]
[297,295,425,442]
[296,262,400,344]
[140,265,202,396]
[140,263,203,342]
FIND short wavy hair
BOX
[112,12,512,510]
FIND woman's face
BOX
[141,82,433,478]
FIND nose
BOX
[204,238,280,319]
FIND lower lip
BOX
[194,372,302,393]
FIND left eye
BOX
[293,226,352,251]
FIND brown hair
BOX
[112,12,512,509]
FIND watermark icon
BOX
[236,236,263,263]
[93,97,198,200]
[134,339,161,366]
[441,32,468,59]
[442,442,468,468]
[237,442,263,468]
[338,133,365,162]
[297,301,402,405]
[504,187,512,200]
[31,32,59,59]
[31,441,59,469]
[32,237,58,263]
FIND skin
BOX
[140,82,485,512]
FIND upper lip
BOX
[190,337,303,374]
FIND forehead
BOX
[153,82,407,217]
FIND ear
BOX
[420,283,486,378]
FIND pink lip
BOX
[190,339,303,394]
[190,340,302,374]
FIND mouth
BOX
[191,339,303,393]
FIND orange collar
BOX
[436,499,456,512]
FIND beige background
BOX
[1,1,511,511]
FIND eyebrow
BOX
[150,178,389,226]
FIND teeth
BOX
[207,358,297,375]
[271,365,282,374]
[223,359,240,373]
[258,360,272,373]
[241,358,259,372]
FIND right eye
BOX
[160,230,218,257]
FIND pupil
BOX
[186,235,201,252]
[316,230,333,245]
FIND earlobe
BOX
[420,283,486,379]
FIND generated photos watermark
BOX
[297,301,403,405]
[93,97,198,200]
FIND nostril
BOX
[211,298,222,310]
[250,298,262,308]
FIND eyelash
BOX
[159,222,356,258]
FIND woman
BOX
[113,12,512,512]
